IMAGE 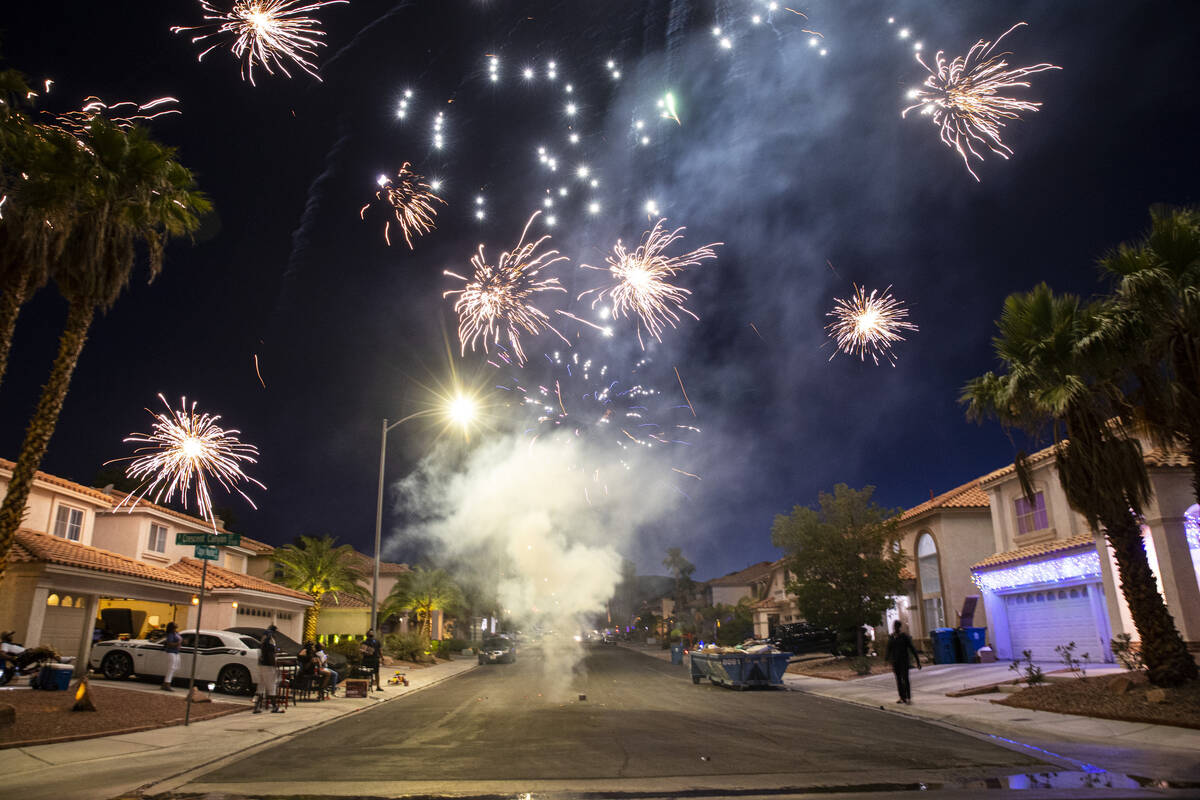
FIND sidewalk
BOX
[621,642,1200,779]
[0,657,478,800]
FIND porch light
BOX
[231,602,238,609]
[191,595,199,605]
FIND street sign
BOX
[194,545,220,561]
[175,532,241,546]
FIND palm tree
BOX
[962,284,1197,686]
[1098,205,1200,502]
[382,567,464,640]
[0,119,210,583]
[662,546,696,618]
[273,535,366,641]
[0,70,77,391]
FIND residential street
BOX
[166,644,1176,799]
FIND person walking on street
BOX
[254,625,283,714]
[360,629,383,691]
[161,622,182,691]
[884,620,921,704]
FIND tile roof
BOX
[977,442,1068,486]
[970,533,1096,571]
[101,489,226,532]
[167,559,313,602]
[897,479,990,523]
[10,529,199,588]
[899,566,915,581]
[0,458,114,505]
[232,534,274,555]
[707,561,773,587]
[1144,447,1191,469]
[320,592,371,608]
[346,549,410,576]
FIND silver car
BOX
[90,628,262,695]
[477,635,517,664]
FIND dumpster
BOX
[956,627,987,662]
[670,643,684,665]
[930,628,958,664]
[689,650,792,689]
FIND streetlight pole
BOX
[371,399,476,632]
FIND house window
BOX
[53,505,84,541]
[917,533,945,630]
[148,523,168,553]
[1014,492,1050,535]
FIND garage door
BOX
[1004,584,1102,662]
[42,604,86,657]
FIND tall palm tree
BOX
[662,546,695,618]
[1099,205,1200,502]
[273,535,366,641]
[382,567,464,640]
[962,284,1196,686]
[0,69,77,391]
[0,119,210,582]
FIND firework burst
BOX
[901,22,1059,181]
[109,394,265,530]
[444,212,568,366]
[578,219,720,349]
[171,0,347,86]
[825,285,918,366]
[360,162,445,248]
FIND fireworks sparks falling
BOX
[109,394,265,531]
[171,0,347,86]
[825,285,918,366]
[360,162,445,248]
[444,212,569,366]
[578,219,721,349]
[901,22,1060,181]
[52,97,181,136]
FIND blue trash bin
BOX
[670,644,684,665]
[930,628,958,664]
[956,627,987,662]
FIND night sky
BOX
[3,1,1198,582]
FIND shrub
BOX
[1110,633,1144,672]
[1009,649,1045,688]
[439,637,469,653]
[851,656,872,675]
[1054,641,1088,679]
[325,639,363,667]
[384,631,429,662]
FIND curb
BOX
[134,661,478,798]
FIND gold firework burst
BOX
[444,212,568,366]
[578,219,720,348]
[171,0,347,86]
[52,97,181,137]
[901,23,1059,181]
[825,285,918,366]
[109,394,265,530]
[360,162,445,248]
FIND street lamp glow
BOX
[447,395,477,427]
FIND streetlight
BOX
[371,394,478,631]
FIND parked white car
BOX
[90,629,262,695]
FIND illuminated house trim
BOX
[972,549,1101,593]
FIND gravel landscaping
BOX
[0,683,246,748]
[997,671,1200,730]
[786,655,890,680]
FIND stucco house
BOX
[971,443,1200,663]
[891,479,993,644]
[750,559,806,638]
[0,459,311,675]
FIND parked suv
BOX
[769,622,838,656]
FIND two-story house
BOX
[892,479,993,643]
[0,459,311,676]
[971,442,1200,663]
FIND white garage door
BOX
[42,604,86,657]
[1004,584,1102,662]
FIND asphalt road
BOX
[191,644,1058,795]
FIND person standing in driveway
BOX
[161,621,181,691]
[254,625,283,713]
[884,620,921,704]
